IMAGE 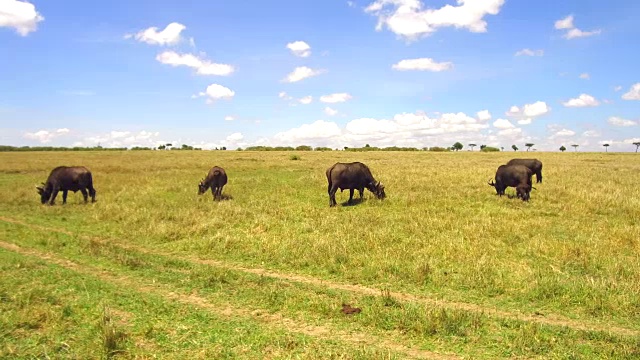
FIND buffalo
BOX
[506,158,543,183]
[326,162,385,207]
[488,164,534,201]
[36,166,97,205]
[198,166,228,201]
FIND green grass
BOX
[1,150,639,359]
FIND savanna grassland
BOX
[1,150,639,359]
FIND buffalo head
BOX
[197,179,208,195]
[35,183,51,204]
[372,181,386,199]
[516,184,531,201]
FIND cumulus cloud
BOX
[282,66,324,83]
[550,128,576,139]
[298,96,313,104]
[274,120,343,144]
[477,110,491,121]
[23,128,70,143]
[193,84,235,104]
[608,116,637,127]
[226,132,244,142]
[614,85,622,92]
[579,73,590,79]
[0,0,44,36]
[278,91,293,100]
[492,118,514,129]
[554,15,601,39]
[622,83,640,100]
[515,48,543,56]
[583,130,600,137]
[324,107,338,116]
[364,0,505,41]
[319,93,352,103]
[562,93,600,107]
[156,51,234,76]
[224,116,235,121]
[506,101,550,125]
[391,58,453,71]
[126,22,186,45]
[286,41,311,57]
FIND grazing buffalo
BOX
[506,158,543,183]
[36,166,97,205]
[198,166,228,201]
[326,162,385,207]
[488,164,534,201]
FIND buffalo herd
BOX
[36,157,543,206]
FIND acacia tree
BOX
[452,142,463,151]
[512,144,518,151]
[501,146,504,151]
[525,143,534,151]
[468,143,476,151]
[572,144,579,152]
[559,145,566,152]
[634,142,640,152]
[603,143,610,152]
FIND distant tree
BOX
[525,143,534,151]
[158,145,166,150]
[603,143,610,152]
[480,146,500,152]
[452,142,463,151]
[512,144,518,151]
[295,145,312,151]
[501,146,504,151]
[365,143,370,148]
[221,146,227,150]
[480,145,486,150]
[572,144,579,152]
[344,146,349,150]
[468,143,477,151]
[559,145,566,152]
[634,142,640,152]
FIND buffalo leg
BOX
[211,186,217,201]
[81,189,89,203]
[329,185,339,207]
[62,190,68,204]
[88,186,96,202]
[358,188,364,199]
[349,189,354,203]
[49,187,60,205]
[537,172,542,183]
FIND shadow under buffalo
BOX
[340,198,364,207]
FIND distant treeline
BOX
[0,144,503,152]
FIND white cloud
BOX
[274,120,343,144]
[278,91,293,100]
[282,66,324,83]
[492,118,514,129]
[562,93,600,107]
[126,22,186,45]
[554,15,601,39]
[23,128,70,143]
[193,84,235,104]
[477,110,491,121]
[298,96,313,104]
[156,51,234,76]
[622,83,640,100]
[286,41,311,57]
[506,101,550,124]
[347,1,356,8]
[579,73,590,79]
[391,58,453,71]
[608,116,638,127]
[226,133,244,142]
[324,107,338,116]
[224,116,235,121]
[364,0,505,41]
[515,48,543,57]
[583,130,600,137]
[614,85,622,92]
[550,128,576,139]
[319,93,352,103]
[0,0,44,36]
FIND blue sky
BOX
[1,0,639,151]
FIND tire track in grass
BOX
[0,240,458,360]
[1,215,638,338]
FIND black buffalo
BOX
[326,162,385,207]
[488,164,534,201]
[506,158,543,183]
[36,166,97,205]
[198,166,228,201]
